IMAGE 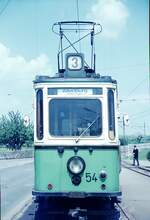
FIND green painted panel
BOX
[34,149,120,193]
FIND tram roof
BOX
[33,75,117,84]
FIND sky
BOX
[0,0,149,136]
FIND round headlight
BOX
[67,156,85,175]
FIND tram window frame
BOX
[108,89,115,140]
[49,98,102,137]
[36,89,43,140]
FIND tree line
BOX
[0,111,33,150]
[119,134,150,146]
[1,111,149,149]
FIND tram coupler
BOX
[110,197,121,210]
[68,207,88,220]
[111,197,122,204]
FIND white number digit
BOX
[71,57,78,68]
[68,56,82,70]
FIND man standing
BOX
[133,145,139,166]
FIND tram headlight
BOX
[67,156,85,175]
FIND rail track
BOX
[18,198,132,220]
[116,203,133,220]
[122,161,150,177]
[13,195,135,220]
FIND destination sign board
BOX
[48,88,102,96]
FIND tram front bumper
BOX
[32,190,122,198]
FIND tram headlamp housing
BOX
[67,156,85,175]
[71,175,81,185]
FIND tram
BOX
[32,21,121,204]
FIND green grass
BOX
[122,148,150,161]
[0,146,10,152]
[139,148,150,160]
[124,148,150,160]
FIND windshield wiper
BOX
[75,114,100,143]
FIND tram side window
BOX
[36,89,43,140]
[108,89,115,140]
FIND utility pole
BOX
[123,118,126,144]
[144,122,146,137]
[122,114,129,145]
[149,67,150,99]
[122,116,127,158]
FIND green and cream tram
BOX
[32,21,121,203]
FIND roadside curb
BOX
[3,195,32,220]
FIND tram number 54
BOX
[85,172,98,182]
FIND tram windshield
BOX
[49,99,102,137]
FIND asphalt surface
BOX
[120,167,150,220]
[0,159,33,220]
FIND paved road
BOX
[0,159,33,220]
[120,167,150,220]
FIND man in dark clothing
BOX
[133,145,139,166]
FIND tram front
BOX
[33,21,121,201]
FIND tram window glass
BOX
[49,99,102,136]
[36,89,43,140]
[108,89,115,140]
[48,88,57,95]
[93,88,102,95]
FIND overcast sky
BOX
[0,0,149,135]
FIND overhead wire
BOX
[119,76,148,103]
[119,98,150,103]
[127,77,147,97]
[0,0,11,17]
[99,63,148,72]
[129,126,144,134]
[130,112,150,120]
[130,109,150,118]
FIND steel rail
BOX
[116,203,131,220]
[122,161,150,177]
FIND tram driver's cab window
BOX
[108,89,115,140]
[49,99,102,137]
[36,89,43,140]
